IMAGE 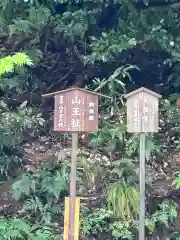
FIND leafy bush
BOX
[85,31,137,63]
[82,208,113,236]
[0,217,55,240]
[0,53,33,76]
[107,181,139,221]
[145,201,178,236]
[0,100,44,148]
[0,53,45,180]
[0,100,44,180]
[172,171,180,189]
[0,1,180,240]
[82,207,134,239]
[90,120,126,154]
[12,164,69,224]
[109,221,133,239]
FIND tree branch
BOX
[46,68,74,93]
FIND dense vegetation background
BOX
[1,0,180,239]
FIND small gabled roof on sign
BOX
[42,87,111,99]
[125,87,161,99]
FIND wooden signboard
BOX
[42,87,110,240]
[53,88,100,132]
[125,87,161,133]
[125,87,161,240]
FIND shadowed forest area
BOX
[1,0,180,239]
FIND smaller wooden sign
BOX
[64,197,80,240]
[125,87,161,133]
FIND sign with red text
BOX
[125,87,161,133]
[53,88,101,132]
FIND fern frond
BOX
[5,229,23,239]
[0,216,54,240]
[0,53,33,76]
[9,218,30,233]
[26,48,43,64]
[12,173,36,200]
[29,5,51,27]
[9,19,33,36]
[41,171,68,201]
[51,204,62,214]
[11,52,33,66]
[21,197,44,213]
[35,226,54,240]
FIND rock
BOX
[23,143,30,147]
[152,178,172,197]
[38,145,47,152]
[55,148,71,160]
[102,155,110,165]
[79,149,90,157]
[24,165,37,173]
[39,136,50,143]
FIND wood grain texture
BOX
[64,197,80,240]
[54,89,99,132]
[126,89,159,133]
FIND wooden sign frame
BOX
[125,87,161,240]
[125,87,161,133]
[42,88,110,133]
[42,87,110,240]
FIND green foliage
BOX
[76,156,106,195]
[0,100,44,148]
[107,181,139,220]
[145,201,178,233]
[90,118,161,161]
[85,31,136,63]
[0,154,20,179]
[9,20,34,36]
[28,6,51,28]
[11,163,68,223]
[125,134,161,160]
[93,65,138,115]
[90,120,126,151]
[0,53,44,180]
[8,5,51,35]
[109,221,133,239]
[0,100,44,180]
[175,140,180,149]
[82,207,134,238]
[82,208,114,236]
[0,217,55,240]
[0,53,33,76]
[111,158,137,181]
[0,1,179,239]
[161,99,180,134]
[90,65,162,162]
[55,9,90,40]
[172,171,180,189]
[82,201,178,239]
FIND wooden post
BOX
[125,87,161,240]
[139,133,146,240]
[41,88,110,240]
[64,197,80,240]
[69,132,78,240]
